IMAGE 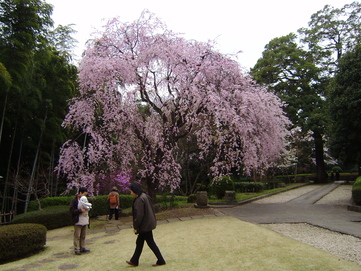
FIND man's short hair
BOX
[79,187,88,193]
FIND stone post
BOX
[224,190,236,203]
[195,191,209,208]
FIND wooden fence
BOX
[0,211,15,225]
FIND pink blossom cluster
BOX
[56,11,290,193]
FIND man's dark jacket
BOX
[132,193,156,233]
[69,196,82,225]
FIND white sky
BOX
[47,0,352,70]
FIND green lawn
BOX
[1,216,360,271]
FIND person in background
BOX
[126,182,166,267]
[70,187,91,255]
[107,186,120,220]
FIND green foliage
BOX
[234,182,265,193]
[27,195,135,220]
[0,223,46,264]
[27,196,73,212]
[159,194,183,208]
[211,176,235,199]
[0,0,78,212]
[331,166,342,172]
[328,43,361,167]
[352,177,361,205]
[251,32,329,183]
[11,205,72,230]
[21,194,189,229]
[88,195,134,217]
[0,62,11,91]
[187,194,197,203]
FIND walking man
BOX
[126,182,166,267]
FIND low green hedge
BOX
[28,195,135,217]
[28,196,73,212]
[19,194,186,230]
[234,182,265,193]
[88,195,134,217]
[211,176,235,199]
[11,205,73,230]
[0,223,46,263]
[352,176,361,205]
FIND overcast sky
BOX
[47,0,352,70]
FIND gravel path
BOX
[262,222,361,266]
[257,185,361,266]
[253,185,323,204]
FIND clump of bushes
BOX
[19,193,188,230]
[0,223,46,263]
[27,196,73,212]
[211,176,235,199]
[234,182,264,193]
[11,205,72,230]
[352,176,361,205]
[187,194,196,203]
[158,194,187,208]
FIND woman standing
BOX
[126,182,166,267]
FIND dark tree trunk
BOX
[313,131,328,183]
[146,178,157,203]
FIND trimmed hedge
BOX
[28,196,73,212]
[352,176,361,205]
[211,176,235,199]
[11,205,73,230]
[28,195,135,218]
[234,182,265,193]
[0,223,46,263]
[18,194,186,230]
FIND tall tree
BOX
[298,2,361,177]
[298,1,361,73]
[0,0,53,213]
[252,2,361,183]
[0,62,11,145]
[251,33,329,183]
[0,0,77,213]
[328,45,361,174]
[56,11,290,200]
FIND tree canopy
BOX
[56,11,290,197]
[0,0,78,213]
[251,2,361,181]
[328,44,361,173]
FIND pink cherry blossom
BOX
[56,11,290,195]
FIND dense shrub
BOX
[187,194,197,203]
[11,205,72,230]
[0,223,46,263]
[234,182,265,193]
[27,195,135,218]
[27,196,73,212]
[88,195,134,217]
[211,176,235,199]
[21,194,186,228]
[352,177,361,205]
[157,194,187,208]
